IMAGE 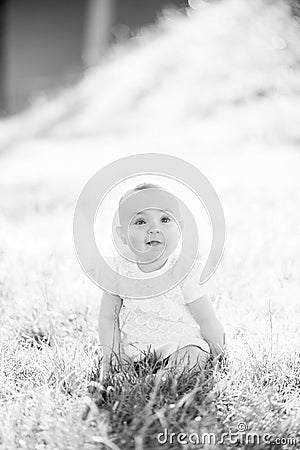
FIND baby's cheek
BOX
[128,232,144,250]
[168,227,181,243]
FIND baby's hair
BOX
[118,182,168,207]
[118,182,182,225]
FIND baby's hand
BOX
[99,361,110,385]
[119,352,133,366]
[205,340,226,369]
[99,352,132,383]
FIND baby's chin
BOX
[131,245,178,262]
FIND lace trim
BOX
[113,252,204,354]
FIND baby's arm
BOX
[187,294,225,358]
[98,291,123,381]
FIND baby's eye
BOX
[134,219,146,225]
[161,216,171,223]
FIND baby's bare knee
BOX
[185,345,209,366]
[168,345,209,370]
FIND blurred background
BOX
[0,0,188,115]
[0,0,299,341]
[0,2,300,441]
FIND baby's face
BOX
[117,189,183,264]
[128,208,181,260]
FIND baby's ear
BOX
[116,226,128,245]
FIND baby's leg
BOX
[165,345,210,374]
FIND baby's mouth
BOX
[146,240,163,247]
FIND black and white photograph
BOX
[0,0,299,449]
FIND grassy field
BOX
[0,0,300,449]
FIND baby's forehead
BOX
[134,207,174,216]
[119,188,181,224]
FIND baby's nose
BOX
[148,227,161,235]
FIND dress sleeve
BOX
[105,254,119,272]
[180,258,217,304]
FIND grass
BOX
[85,350,229,447]
[0,0,300,448]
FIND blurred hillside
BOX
[0,0,300,153]
[0,0,188,115]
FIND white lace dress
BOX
[109,252,216,362]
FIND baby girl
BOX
[98,182,225,380]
